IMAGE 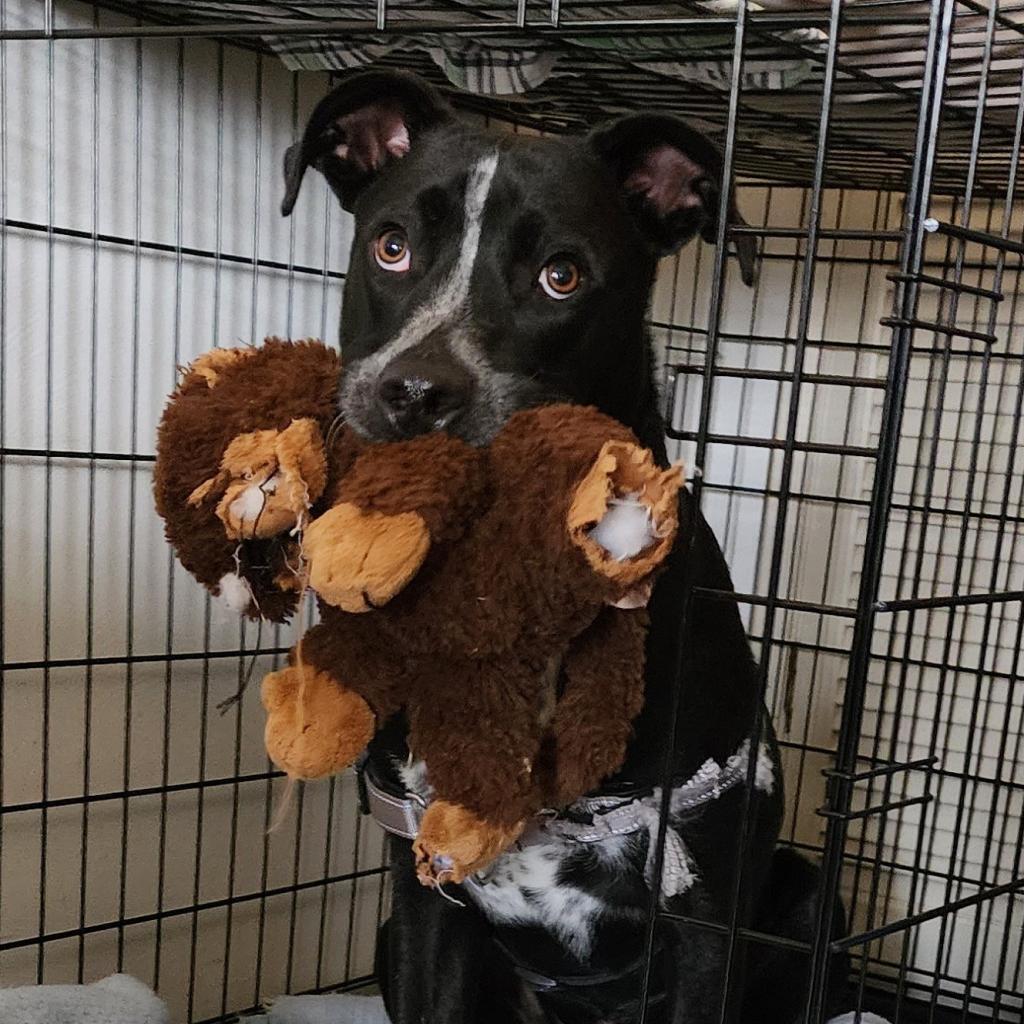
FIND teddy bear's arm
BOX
[539,607,649,809]
[488,404,682,607]
[334,431,488,540]
[303,432,489,613]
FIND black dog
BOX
[282,70,848,1024]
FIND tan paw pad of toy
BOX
[413,801,527,886]
[303,503,431,613]
[261,661,375,781]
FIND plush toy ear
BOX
[588,114,758,286]
[281,70,454,216]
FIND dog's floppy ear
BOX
[282,70,454,216]
[589,114,758,286]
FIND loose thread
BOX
[267,775,298,835]
[432,871,467,908]
[216,617,264,714]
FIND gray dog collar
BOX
[363,739,774,901]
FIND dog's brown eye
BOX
[375,228,411,272]
[539,258,580,300]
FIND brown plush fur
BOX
[153,338,351,622]
[155,339,682,881]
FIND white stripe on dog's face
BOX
[357,150,499,377]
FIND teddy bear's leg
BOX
[407,660,548,885]
[413,801,525,887]
[539,607,649,809]
[260,654,375,781]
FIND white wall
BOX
[0,3,386,1019]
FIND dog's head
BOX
[282,71,754,446]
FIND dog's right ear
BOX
[281,70,453,216]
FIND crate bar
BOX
[0,11,940,43]
[0,0,8,983]
[76,4,102,982]
[2,217,345,280]
[665,431,879,458]
[832,876,1024,952]
[804,0,957,1017]
[817,793,933,821]
[955,0,1024,36]
[924,216,1024,255]
[730,225,905,242]
[692,586,858,619]
[115,31,144,972]
[718,0,849,1016]
[657,910,815,954]
[876,589,1024,612]
[823,755,938,784]
[0,446,154,461]
[36,18,56,983]
[700,475,1024,529]
[0,865,388,953]
[886,270,1004,301]
[878,315,998,344]
[0,769,285,816]
[637,2,750,1018]
[671,364,889,390]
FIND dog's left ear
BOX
[589,114,758,286]
[282,70,454,216]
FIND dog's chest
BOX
[471,833,640,958]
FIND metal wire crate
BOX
[0,1,1021,1022]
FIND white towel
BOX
[246,997,887,1024]
[248,994,391,1024]
[0,974,168,1024]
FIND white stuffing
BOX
[217,572,253,614]
[588,494,656,561]
[228,470,279,528]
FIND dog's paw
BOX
[188,418,327,541]
[413,801,524,886]
[303,503,430,613]
[567,441,683,592]
[261,662,375,780]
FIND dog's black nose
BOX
[376,356,474,437]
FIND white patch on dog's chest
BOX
[470,833,635,960]
[396,741,775,959]
[397,758,636,959]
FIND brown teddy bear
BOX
[154,339,682,883]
